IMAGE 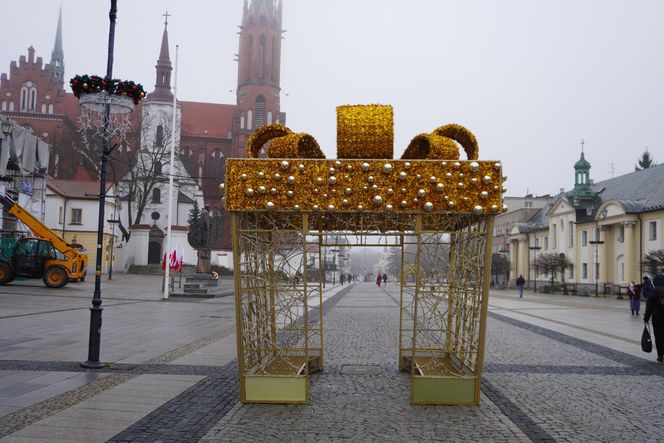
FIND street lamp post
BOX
[82,0,117,369]
[529,246,541,293]
[589,239,604,297]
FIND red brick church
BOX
[0,0,286,251]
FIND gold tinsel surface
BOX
[337,104,394,159]
[225,159,503,214]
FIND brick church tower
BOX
[231,0,286,158]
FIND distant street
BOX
[1,276,663,442]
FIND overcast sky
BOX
[2,0,663,197]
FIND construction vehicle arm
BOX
[0,193,75,255]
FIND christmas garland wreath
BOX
[70,74,145,105]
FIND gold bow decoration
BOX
[402,123,479,161]
[246,124,325,159]
[224,104,504,215]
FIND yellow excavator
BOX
[0,193,88,288]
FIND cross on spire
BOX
[163,10,171,27]
[581,138,585,153]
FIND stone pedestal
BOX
[196,248,211,274]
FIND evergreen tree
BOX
[187,200,202,248]
[635,149,656,171]
[643,249,664,275]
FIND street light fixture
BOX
[589,208,607,297]
[529,245,541,292]
[1,117,12,137]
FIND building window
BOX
[152,188,161,203]
[1,101,6,111]
[582,263,588,279]
[267,110,273,125]
[544,237,548,250]
[156,125,164,148]
[568,221,574,247]
[240,113,245,129]
[595,262,599,280]
[581,230,587,246]
[255,96,266,128]
[20,87,28,111]
[58,206,63,224]
[247,110,253,130]
[525,201,533,208]
[535,237,539,248]
[71,208,82,224]
[552,224,557,249]
[649,221,657,241]
[48,104,54,114]
[9,101,14,111]
[618,224,624,243]
[41,103,46,113]
[29,87,37,111]
[154,161,162,175]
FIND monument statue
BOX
[196,206,212,273]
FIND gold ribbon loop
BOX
[246,124,324,159]
[433,123,479,160]
[401,123,478,160]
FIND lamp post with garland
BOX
[73,0,145,368]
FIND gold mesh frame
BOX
[231,201,494,405]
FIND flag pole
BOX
[163,44,179,300]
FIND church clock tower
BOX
[231,0,285,157]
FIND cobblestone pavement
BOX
[2,277,664,442]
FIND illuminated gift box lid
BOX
[223,104,505,215]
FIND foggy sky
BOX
[2,0,663,197]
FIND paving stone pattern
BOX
[3,281,664,441]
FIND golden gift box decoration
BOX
[223,104,505,215]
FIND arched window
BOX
[208,150,225,180]
[247,110,253,130]
[258,34,266,79]
[240,112,245,129]
[48,104,54,114]
[29,87,37,111]
[9,101,14,111]
[180,147,195,177]
[255,96,265,128]
[1,101,6,111]
[156,125,164,148]
[152,188,161,203]
[20,87,28,111]
[154,161,162,175]
[267,111,273,125]
[271,36,277,81]
[246,35,253,82]
[41,104,46,113]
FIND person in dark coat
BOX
[644,273,664,362]
[516,275,526,298]
[642,276,654,300]
[382,273,388,287]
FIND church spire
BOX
[145,11,173,103]
[50,5,65,91]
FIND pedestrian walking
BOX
[382,273,388,287]
[376,274,382,287]
[516,275,526,298]
[644,274,664,362]
[628,281,641,315]
[340,274,345,285]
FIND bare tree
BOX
[535,252,573,291]
[116,113,178,228]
